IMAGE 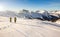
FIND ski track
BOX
[10,23,46,37]
[0,18,60,37]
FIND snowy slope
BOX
[49,10,60,17]
[36,10,49,17]
[0,11,17,17]
[18,9,31,18]
[18,10,51,20]
[0,16,60,37]
[0,10,60,23]
[0,10,59,20]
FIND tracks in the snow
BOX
[0,22,11,30]
[10,23,46,37]
[0,21,60,37]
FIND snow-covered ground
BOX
[56,19,60,24]
[0,16,60,37]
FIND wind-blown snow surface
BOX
[0,16,60,37]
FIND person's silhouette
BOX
[14,17,17,23]
[10,17,12,22]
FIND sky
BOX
[0,0,60,11]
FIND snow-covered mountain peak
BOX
[37,10,48,14]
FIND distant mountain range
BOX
[0,11,17,17]
[0,9,60,22]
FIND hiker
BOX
[10,17,12,22]
[14,17,17,23]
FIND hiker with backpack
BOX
[9,17,17,23]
